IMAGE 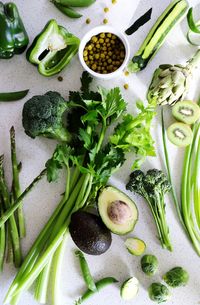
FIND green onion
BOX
[0,89,29,102]
[187,7,200,45]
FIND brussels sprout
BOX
[163,267,189,288]
[141,254,158,276]
[148,282,170,303]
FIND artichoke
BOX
[147,49,200,106]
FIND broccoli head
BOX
[143,169,171,195]
[22,91,71,142]
[126,170,146,197]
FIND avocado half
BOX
[98,186,138,235]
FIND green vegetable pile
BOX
[3,72,155,305]
[126,169,172,251]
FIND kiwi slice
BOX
[167,122,193,147]
[172,100,200,125]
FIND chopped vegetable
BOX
[125,8,152,35]
[26,19,80,76]
[0,89,29,102]
[120,277,139,301]
[5,72,155,305]
[128,0,188,73]
[141,254,158,276]
[163,267,189,288]
[125,237,146,256]
[148,283,170,303]
[75,250,97,291]
[0,2,29,59]
[126,169,172,251]
[147,50,200,106]
[75,277,118,304]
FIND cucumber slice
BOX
[125,237,146,256]
[120,277,139,301]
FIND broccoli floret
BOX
[141,254,158,276]
[22,91,71,142]
[126,169,172,251]
[163,267,189,288]
[148,283,170,303]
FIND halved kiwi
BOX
[167,122,193,147]
[172,100,200,125]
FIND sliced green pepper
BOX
[26,19,80,77]
[0,2,29,59]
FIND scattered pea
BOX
[104,7,109,13]
[124,84,129,90]
[57,76,63,82]
[124,70,129,76]
[86,18,91,24]
[112,0,117,4]
[103,18,108,24]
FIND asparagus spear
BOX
[0,155,22,267]
[10,126,26,238]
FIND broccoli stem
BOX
[10,126,26,239]
[0,155,22,268]
[0,204,6,272]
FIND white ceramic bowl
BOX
[79,25,130,80]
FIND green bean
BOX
[75,250,96,292]
[0,89,29,102]
[75,277,118,304]
[53,3,82,18]
[54,0,95,8]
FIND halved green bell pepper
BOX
[0,2,29,59]
[26,19,80,76]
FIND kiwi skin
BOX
[167,122,193,147]
[172,100,200,125]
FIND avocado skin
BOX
[69,211,112,255]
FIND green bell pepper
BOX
[0,2,29,59]
[26,19,80,77]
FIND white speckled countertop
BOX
[0,0,200,304]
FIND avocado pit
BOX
[107,200,132,225]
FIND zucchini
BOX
[120,277,139,301]
[125,237,146,256]
[128,0,188,73]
